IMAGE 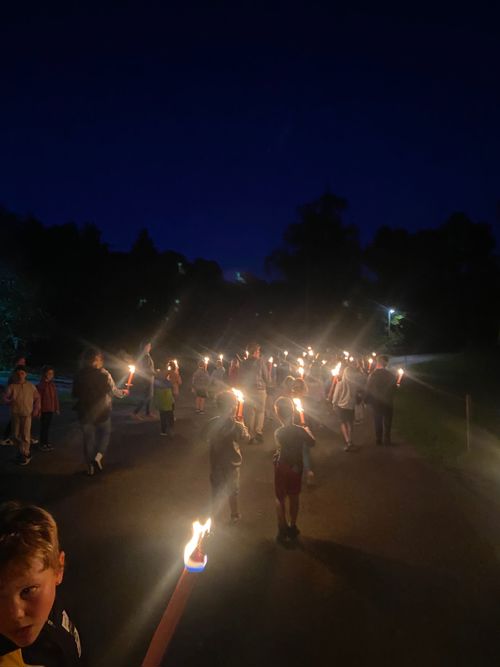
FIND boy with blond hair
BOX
[0,501,82,666]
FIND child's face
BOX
[17,370,27,383]
[0,554,64,647]
[45,370,54,381]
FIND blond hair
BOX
[0,501,61,576]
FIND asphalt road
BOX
[1,393,499,667]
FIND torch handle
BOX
[142,569,196,667]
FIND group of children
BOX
[1,362,60,466]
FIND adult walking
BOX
[132,340,156,420]
[331,359,365,451]
[72,348,128,476]
[365,355,397,446]
[240,342,270,443]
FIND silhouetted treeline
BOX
[1,192,499,369]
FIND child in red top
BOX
[37,366,60,452]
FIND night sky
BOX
[1,3,499,275]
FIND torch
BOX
[283,350,288,359]
[297,367,305,379]
[329,362,341,399]
[232,388,245,420]
[292,397,305,425]
[219,354,224,362]
[142,518,211,667]
[204,356,209,368]
[367,357,374,372]
[397,368,405,387]
[126,364,135,389]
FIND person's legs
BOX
[340,421,351,445]
[243,401,256,437]
[3,420,11,440]
[383,406,393,445]
[40,412,53,446]
[166,410,175,436]
[199,396,206,413]
[373,404,384,444]
[95,419,111,459]
[159,410,168,433]
[289,494,300,528]
[81,422,95,462]
[254,390,267,438]
[12,414,22,454]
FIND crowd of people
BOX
[0,338,401,665]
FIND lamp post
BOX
[388,308,395,336]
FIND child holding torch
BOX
[204,391,250,525]
[273,397,315,545]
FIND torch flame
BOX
[308,350,314,357]
[232,388,244,403]
[368,357,373,365]
[331,362,341,377]
[204,356,209,364]
[298,367,305,377]
[183,519,211,572]
[219,354,223,361]
[292,397,304,413]
[128,364,136,373]
[298,358,304,367]
[321,359,327,365]
[398,368,405,377]
[268,356,273,364]
[372,352,377,357]
[284,350,288,357]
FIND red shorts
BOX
[274,462,302,500]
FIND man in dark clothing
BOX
[365,355,397,446]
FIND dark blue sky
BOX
[1,2,499,275]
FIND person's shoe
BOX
[195,409,201,414]
[39,443,54,452]
[94,452,103,472]
[160,432,169,437]
[199,410,205,415]
[17,455,32,466]
[230,513,241,524]
[276,528,289,546]
[287,524,300,540]
[255,433,264,443]
[87,463,95,476]
[30,437,39,445]
[131,413,143,421]
[306,470,315,486]
[0,438,14,446]
[344,442,354,452]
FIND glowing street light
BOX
[388,308,396,335]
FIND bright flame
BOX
[183,519,211,572]
[128,364,135,373]
[232,388,244,403]
[307,345,312,350]
[219,354,223,361]
[292,397,304,413]
[331,362,341,377]
[298,358,304,367]
[368,358,373,365]
[398,368,405,377]
[372,352,377,357]
[321,360,327,365]
[284,350,288,357]
[298,367,305,377]
[349,356,354,362]
[173,359,178,367]
[308,350,314,357]
[204,356,209,364]
[302,351,307,357]
[268,356,274,363]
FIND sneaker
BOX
[230,513,241,524]
[39,444,54,452]
[344,442,354,452]
[276,528,289,546]
[199,410,205,415]
[30,437,39,445]
[255,433,264,443]
[94,453,103,472]
[87,463,95,476]
[287,524,300,540]
[160,432,169,437]
[17,455,32,466]
[0,438,14,446]
[306,470,315,486]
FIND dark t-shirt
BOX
[274,424,315,469]
[366,368,397,407]
[72,367,111,424]
[0,594,83,666]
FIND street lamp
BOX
[388,308,395,335]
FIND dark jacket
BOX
[366,368,397,408]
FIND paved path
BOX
[1,395,499,667]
